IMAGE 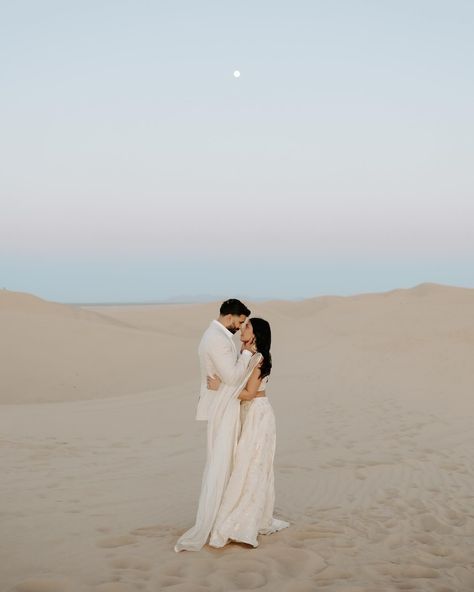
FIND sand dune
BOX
[0,291,198,404]
[1,283,474,591]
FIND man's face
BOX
[225,314,247,334]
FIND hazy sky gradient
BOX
[1,1,473,301]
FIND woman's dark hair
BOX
[249,317,272,379]
[220,298,251,317]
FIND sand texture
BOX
[1,283,474,591]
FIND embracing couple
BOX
[174,298,290,552]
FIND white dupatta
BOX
[174,352,263,552]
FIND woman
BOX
[206,317,290,548]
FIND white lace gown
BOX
[208,375,290,548]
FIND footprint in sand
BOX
[108,556,152,571]
[158,561,188,582]
[96,535,138,548]
[419,514,453,534]
[439,462,462,471]
[326,458,346,468]
[383,487,399,499]
[230,572,267,590]
[157,577,209,592]
[413,533,436,545]
[425,546,451,557]
[376,563,439,579]
[444,509,467,526]
[11,577,73,592]
[313,565,352,581]
[158,559,208,592]
[93,584,130,592]
[130,524,181,539]
[407,497,427,512]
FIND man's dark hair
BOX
[219,298,251,317]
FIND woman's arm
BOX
[237,364,262,401]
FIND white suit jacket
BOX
[195,320,253,421]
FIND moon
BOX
[233,70,241,78]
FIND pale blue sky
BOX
[1,1,473,302]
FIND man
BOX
[175,298,261,552]
[195,298,255,421]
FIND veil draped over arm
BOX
[174,353,263,552]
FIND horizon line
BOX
[47,281,473,307]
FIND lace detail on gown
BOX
[208,396,290,548]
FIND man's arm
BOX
[208,334,252,386]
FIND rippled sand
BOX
[1,283,473,591]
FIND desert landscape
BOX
[1,283,474,591]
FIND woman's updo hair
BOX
[249,317,272,379]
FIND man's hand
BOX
[207,374,222,391]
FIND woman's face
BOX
[240,319,254,343]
